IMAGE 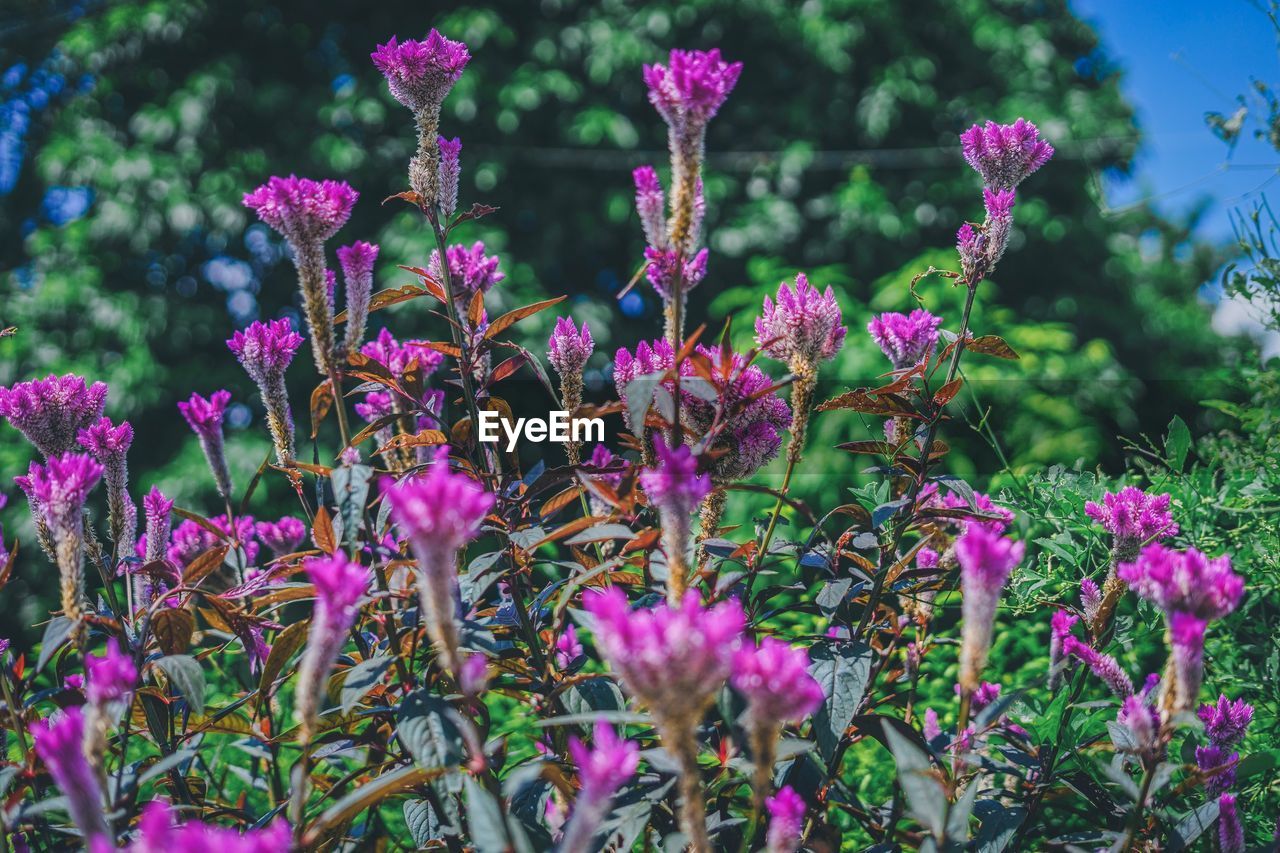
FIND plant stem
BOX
[328,366,352,449]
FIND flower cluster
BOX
[178,390,234,500]
[867,309,943,370]
[1086,487,1178,556]
[228,319,304,464]
[0,373,108,457]
[295,553,368,740]
[337,240,379,358]
[755,273,847,369]
[1196,694,1253,796]
[956,524,1024,691]
[429,240,505,307]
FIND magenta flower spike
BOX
[178,390,234,499]
[960,118,1054,191]
[955,525,1024,691]
[1117,695,1161,762]
[693,344,792,482]
[640,437,712,602]
[361,327,444,379]
[1080,577,1103,622]
[137,486,175,605]
[1048,609,1079,689]
[255,516,307,557]
[755,274,847,369]
[32,708,109,843]
[764,785,807,853]
[1197,743,1241,797]
[1117,544,1244,622]
[384,446,494,674]
[295,553,368,741]
[86,638,138,710]
[867,309,944,370]
[1199,695,1253,748]
[429,241,505,311]
[78,416,137,559]
[1169,610,1208,713]
[437,136,462,219]
[228,319,304,464]
[643,48,742,141]
[0,373,108,458]
[371,32,470,116]
[125,799,292,851]
[558,723,640,853]
[1062,636,1133,697]
[548,317,595,383]
[337,240,379,358]
[732,638,825,728]
[1218,793,1245,853]
[1086,487,1179,560]
[554,623,584,670]
[644,245,709,302]
[633,165,667,249]
[458,653,489,700]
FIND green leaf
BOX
[340,656,395,713]
[1166,415,1192,471]
[397,690,467,770]
[808,640,872,761]
[1167,799,1219,852]
[154,654,206,715]
[883,719,946,838]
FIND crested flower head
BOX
[355,390,394,423]
[639,437,712,519]
[255,516,307,557]
[732,637,825,726]
[360,327,443,378]
[19,453,103,531]
[306,552,368,621]
[633,164,667,248]
[585,587,744,719]
[955,525,1024,690]
[1048,609,1079,688]
[1063,636,1133,697]
[168,514,258,568]
[142,486,174,563]
[1169,610,1208,712]
[643,246,708,300]
[77,416,133,461]
[33,707,108,842]
[755,273,847,367]
[429,241,505,303]
[586,444,626,490]
[371,31,470,115]
[1218,793,1245,853]
[1117,695,1160,757]
[86,638,137,708]
[960,118,1054,190]
[1198,695,1253,748]
[764,786,806,853]
[242,175,357,243]
[1085,487,1178,552]
[567,722,640,801]
[127,799,292,851]
[227,319,305,382]
[1117,544,1244,621]
[548,317,595,380]
[437,136,462,218]
[555,624,584,669]
[178,390,231,441]
[643,48,743,131]
[1080,577,1103,622]
[384,447,494,554]
[938,489,1015,534]
[1197,743,1240,797]
[337,240,378,283]
[983,186,1016,221]
[867,309,943,370]
[0,373,108,457]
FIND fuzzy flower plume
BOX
[243,175,357,374]
[633,165,666,249]
[86,638,137,710]
[122,800,291,852]
[255,516,307,557]
[640,437,712,603]
[548,317,595,384]
[644,245,709,303]
[555,624,584,670]
[1199,694,1253,748]
[1048,609,1079,689]
[1218,793,1245,853]
[765,786,807,853]
[1080,577,1103,623]
[756,273,847,368]
[384,447,494,674]
[1168,611,1208,714]
[644,48,742,136]
[295,553,368,742]
[1086,487,1178,560]
[868,309,943,370]
[136,486,175,606]
[429,241,505,310]
[960,118,1054,191]
[33,708,109,843]
[955,525,1024,691]
[559,723,640,853]
[18,453,103,633]
[178,390,234,500]
[1117,545,1243,622]
[437,136,461,219]
[1117,695,1161,763]
[78,416,137,558]
[732,638,825,728]
[228,319,304,464]
[337,240,379,358]
[1062,636,1133,697]
[361,326,444,379]
[0,373,108,457]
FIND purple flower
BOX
[78,416,137,556]
[867,309,943,370]
[1169,611,1208,712]
[633,165,667,249]
[32,708,108,842]
[458,653,489,699]
[255,517,307,557]
[1218,793,1245,853]
[296,553,368,740]
[968,681,1002,713]
[1197,744,1239,797]
[922,708,942,742]
[337,241,379,357]
[1080,577,1103,622]
[1048,609,1079,688]
[0,373,108,458]
[643,245,708,301]
[137,486,176,605]
[955,525,1024,690]
[243,175,357,243]
[764,786,806,853]
[640,436,712,521]
[371,32,470,115]
[960,119,1054,190]
[1086,487,1178,556]
[555,624,584,669]
[168,514,258,568]
[755,273,847,367]
[228,320,303,464]
[1199,695,1253,748]
[643,49,743,132]
[355,390,394,423]
[19,452,102,539]
[1117,544,1244,621]
[178,390,234,500]
[1117,695,1160,759]
[429,241,505,306]
[938,490,1015,534]
[361,327,443,378]
[731,638,825,727]
[86,638,137,708]
[126,799,292,852]
[437,136,461,218]
[1063,636,1133,697]
[559,723,640,853]
[585,587,744,721]
[548,317,595,381]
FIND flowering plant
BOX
[0,27,1268,853]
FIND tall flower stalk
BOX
[178,390,234,502]
[77,416,137,562]
[1084,487,1178,634]
[639,438,711,604]
[548,316,594,466]
[227,319,305,465]
[295,553,368,742]
[337,240,379,359]
[558,723,640,853]
[32,708,109,844]
[0,373,108,458]
[955,525,1024,723]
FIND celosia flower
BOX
[764,786,806,853]
[437,136,461,219]
[732,638,825,727]
[643,49,743,138]
[1080,577,1103,623]
[242,175,357,244]
[0,373,108,457]
[371,32,470,116]
[922,708,942,742]
[1086,487,1178,559]
[867,309,943,370]
[361,327,444,378]
[1199,695,1253,748]
[384,447,494,673]
[178,390,234,500]
[1048,609,1079,689]
[585,587,743,723]
[1197,743,1239,797]
[1117,544,1244,621]
[548,317,595,382]
[640,438,711,601]
[644,245,708,301]
[1218,793,1245,853]
[955,525,1024,691]
[938,490,1015,534]
[337,240,379,358]
[960,118,1054,190]
[86,638,137,709]
[255,517,307,557]
[429,241,505,307]
[228,319,304,464]
[458,653,489,699]
[555,624,584,670]
[1117,695,1160,761]
[168,514,258,568]
[1063,636,1133,697]
[124,799,292,852]
[558,723,640,853]
[32,708,109,843]
[295,553,368,741]
[967,681,1002,714]
[755,273,847,368]
[78,416,137,557]
[1168,611,1208,713]
[135,486,175,605]
[633,165,667,249]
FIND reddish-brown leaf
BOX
[152,608,195,656]
[484,295,568,340]
[312,506,337,555]
[310,379,335,440]
[375,429,448,457]
[933,377,964,406]
[965,335,1019,359]
[183,544,230,586]
[539,485,584,519]
[489,353,527,384]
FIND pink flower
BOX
[429,241,506,306]
[633,165,667,249]
[371,32,470,115]
[33,708,108,842]
[1062,636,1133,697]
[867,309,943,369]
[755,273,847,367]
[555,624,584,669]
[731,638,825,727]
[1085,487,1178,553]
[1080,577,1103,622]
[643,245,708,300]
[1117,544,1244,621]
[960,119,1054,190]
[78,416,137,555]
[1218,793,1245,853]
[18,452,102,537]
[1197,743,1240,797]
[640,437,712,519]
[569,722,640,801]
[1117,695,1160,759]
[124,799,291,852]
[1048,609,1079,688]
[643,49,743,131]
[437,136,462,218]
[955,525,1023,690]
[337,240,379,356]
[295,553,368,739]
[254,517,307,557]
[764,786,806,853]
[242,175,357,243]
[178,390,234,499]
[458,653,489,699]
[0,373,108,457]
[548,317,595,381]
[227,319,304,381]
[361,327,443,378]
[86,638,137,708]
[922,708,942,741]
[1169,611,1208,712]
[1198,695,1253,748]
